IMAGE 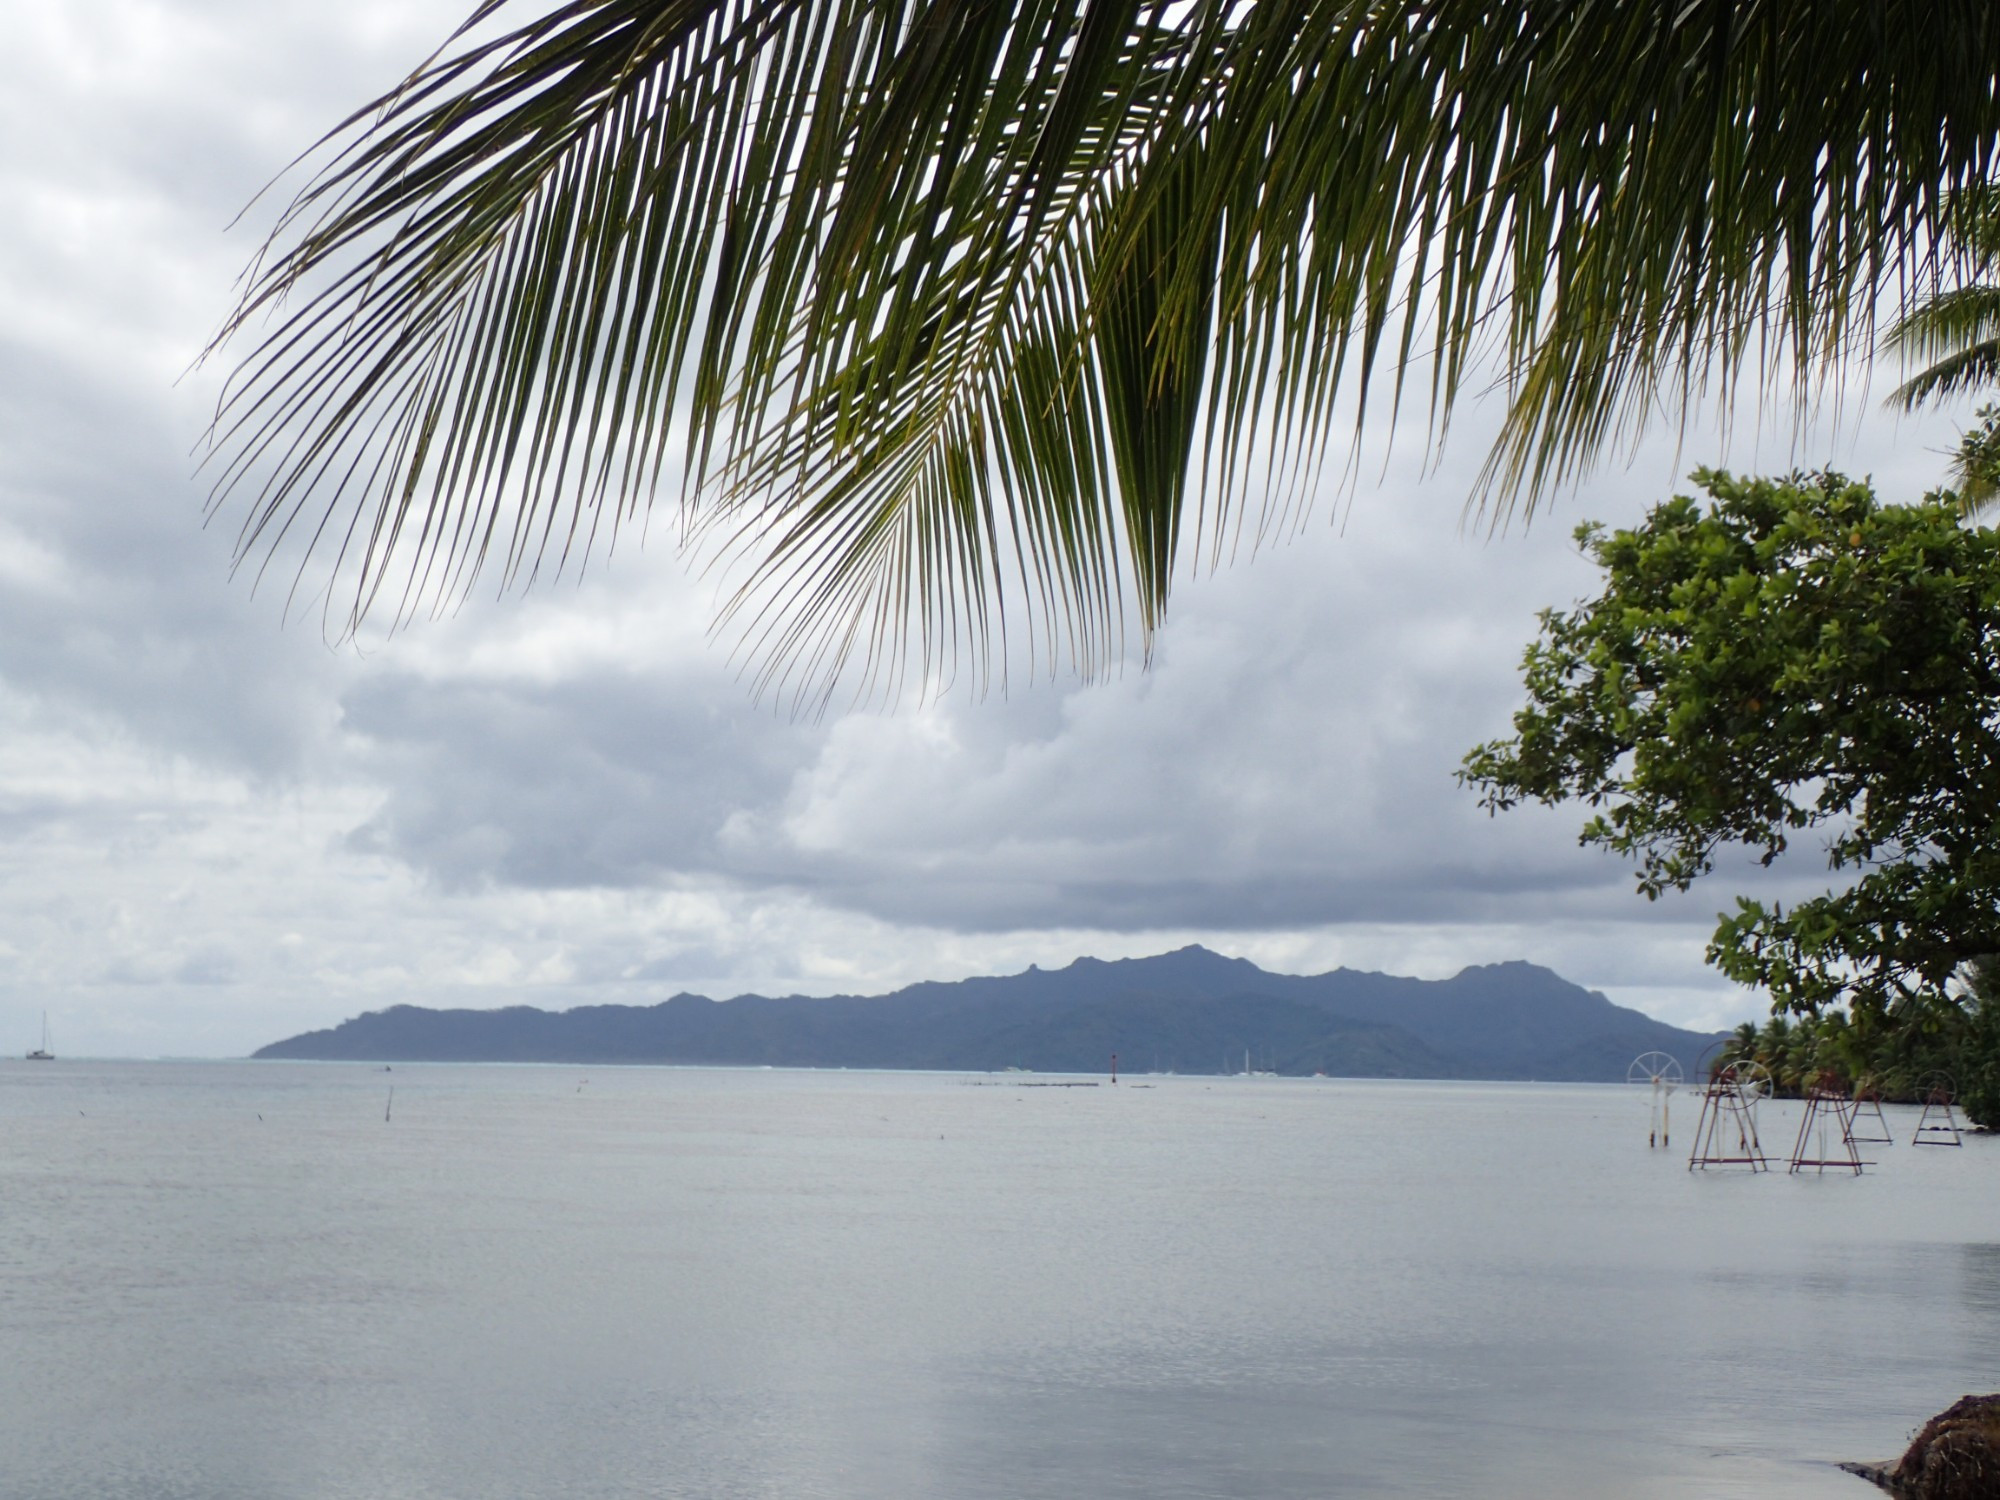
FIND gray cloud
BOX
[331,467,1851,945]
[340,668,819,890]
[0,0,1974,1054]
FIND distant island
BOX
[253,946,1725,1082]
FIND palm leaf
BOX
[206,0,2000,700]
[1888,338,2000,411]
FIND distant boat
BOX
[25,1011,52,1061]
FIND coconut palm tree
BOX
[1724,1022,1759,1074]
[205,1,2000,705]
[1946,408,2000,515]
[1883,186,2000,511]
[1753,1015,1787,1090]
[1885,188,2000,414]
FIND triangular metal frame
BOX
[1789,1074,1866,1175]
[1914,1082,1964,1147]
[1689,1065,1771,1171]
[1845,1088,1895,1146]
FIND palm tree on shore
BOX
[1884,185,2000,511]
[206,1,2000,705]
[1886,188,2000,415]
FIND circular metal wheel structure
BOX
[1720,1061,1774,1101]
[1626,1051,1684,1087]
[1920,1070,1958,1104]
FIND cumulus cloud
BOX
[0,0,1973,1054]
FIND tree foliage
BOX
[1708,976,2000,1129]
[1461,471,2000,1019]
[205,1,2000,702]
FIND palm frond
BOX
[206,0,2000,701]
[1889,339,2000,411]
[1936,181,2000,272]
[1882,182,2000,411]
[1880,187,2000,412]
[1883,288,2000,366]
[1956,463,2000,518]
[1949,405,2000,517]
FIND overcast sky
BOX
[0,0,1976,1057]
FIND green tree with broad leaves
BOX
[204,2,2000,703]
[1460,470,2000,1024]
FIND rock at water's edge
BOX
[1844,1395,2000,1499]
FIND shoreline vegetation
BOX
[1705,963,2000,1129]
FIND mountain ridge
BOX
[253,945,1725,1082]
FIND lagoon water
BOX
[2,1061,1996,1499]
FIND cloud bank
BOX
[0,0,1968,1054]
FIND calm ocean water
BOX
[1,1060,1994,1499]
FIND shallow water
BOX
[1,1061,1993,1499]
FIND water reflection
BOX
[1960,1241,2000,1316]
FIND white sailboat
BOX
[26,1011,52,1061]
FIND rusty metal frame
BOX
[1788,1072,1867,1175]
[1913,1078,1965,1147]
[1845,1087,1895,1146]
[1688,1063,1771,1172]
